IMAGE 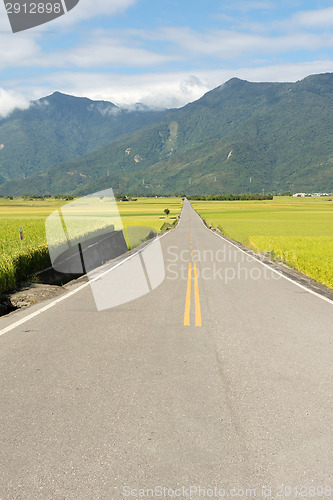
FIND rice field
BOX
[0,197,182,295]
[191,196,333,289]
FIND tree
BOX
[164,208,170,217]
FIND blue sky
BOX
[0,0,333,115]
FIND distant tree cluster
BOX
[115,193,178,198]
[187,194,274,201]
[54,194,74,200]
[23,194,50,200]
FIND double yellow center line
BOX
[184,230,202,327]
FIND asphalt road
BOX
[1,200,332,500]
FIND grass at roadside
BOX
[191,196,333,289]
[0,196,182,295]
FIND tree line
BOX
[186,194,273,201]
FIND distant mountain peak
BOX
[37,91,117,107]
[220,77,248,88]
[50,90,67,96]
[40,91,77,101]
[226,77,246,84]
[34,92,121,116]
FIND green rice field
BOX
[191,196,333,289]
[0,197,182,295]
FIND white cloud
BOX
[88,103,121,116]
[0,1,11,31]
[0,3,332,73]
[0,34,43,69]
[0,88,31,118]
[9,61,333,109]
[293,6,333,29]
[1,25,332,73]
[0,29,177,71]
[58,31,176,68]
[137,26,333,61]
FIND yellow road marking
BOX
[183,225,202,326]
[193,263,202,326]
[184,263,192,326]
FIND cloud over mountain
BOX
[0,88,30,118]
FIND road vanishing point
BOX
[1,200,332,499]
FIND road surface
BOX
[1,200,332,499]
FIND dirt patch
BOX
[10,282,66,309]
[0,282,67,316]
[0,265,84,317]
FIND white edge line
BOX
[191,202,333,306]
[0,208,182,338]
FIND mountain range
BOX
[0,72,332,195]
